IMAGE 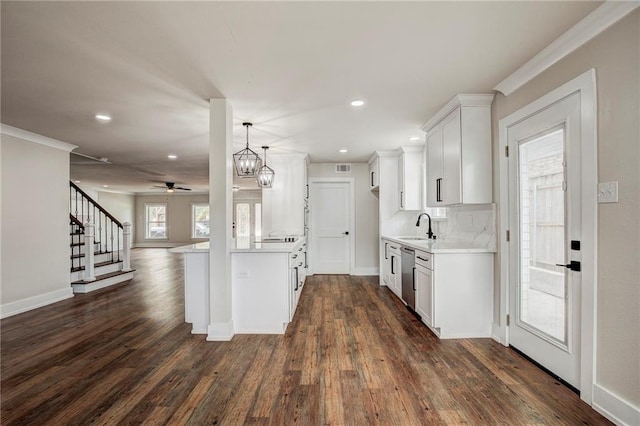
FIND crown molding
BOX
[420,94,494,132]
[0,124,77,152]
[494,1,640,96]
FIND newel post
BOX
[122,222,132,272]
[83,222,96,282]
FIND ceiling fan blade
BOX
[174,187,192,191]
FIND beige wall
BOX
[1,134,71,306]
[134,193,209,246]
[97,191,135,232]
[308,163,379,274]
[492,10,639,405]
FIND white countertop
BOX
[169,238,305,254]
[382,236,496,254]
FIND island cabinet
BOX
[422,94,494,207]
[415,249,493,339]
[262,153,308,237]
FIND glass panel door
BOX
[517,128,567,344]
[236,203,251,238]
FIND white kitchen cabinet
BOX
[414,250,433,327]
[382,240,402,297]
[262,153,308,236]
[369,156,380,189]
[422,94,494,207]
[398,147,423,211]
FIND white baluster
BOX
[83,222,96,282]
[122,222,132,272]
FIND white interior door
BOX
[310,181,351,274]
[508,93,581,390]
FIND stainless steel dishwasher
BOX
[401,246,416,310]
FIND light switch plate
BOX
[237,271,249,278]
[598,181,618,203]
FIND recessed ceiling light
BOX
[232,186,240,192]
[409,136,421,141]
[350,100,364,107]
[168,154,177,160]
[74,180,81,183]
[102,185,109,188]
[339,149,348,153]
[95,113,112,122]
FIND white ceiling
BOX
[1,1,599,193]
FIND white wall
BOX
[1,131,74,316]
[98,191,135,232]
[134,193,209,247]
[492,9,639,411]
[308,163,379,274]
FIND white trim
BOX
[144,202,168,240]
[207,320,234,341]
[0,124,78,152]
[497,69,597,404]
[494,1,639,96]
[420,94,495,133]
[0,287,74,319]
[593,384,640,426]
[71,272,133,293]
[307,177,356,275]
[133,242,184,248]
[191,202,210,239]
[351,267,379,276]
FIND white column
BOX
[122,222,132,271]
[83,222,96,282]
[207,98,234,341]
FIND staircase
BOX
[69,182,134,293]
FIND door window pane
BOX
[255,203,262,239]
[518,129,566,342]
[236,203,250,238]
[146,204,167,239]
[192,204,210,238]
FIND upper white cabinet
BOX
[262,153,308,236]
[398,146,423,211]
[368,156,380,189]
[421,94,494,207]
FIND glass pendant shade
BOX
[233,122,262,178]
[256,146,275,188]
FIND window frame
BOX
[191,203,210,239]
[145,203,168,240]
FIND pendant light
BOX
[233,122,262,178]
[256,146,275,188]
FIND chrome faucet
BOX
[416,213,436,240]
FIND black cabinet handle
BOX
[416,256,429,262]
[391,255,395,274]
[436,178,442,202]
[294,267,299,290]
[384,242,388,260]
[413,267,416,291]
[400,191,404,208]
[306,184,309,199]
[371,171,374,187]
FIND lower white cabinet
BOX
[382,240,402,298]
[415,251,433,327]
[416,251,493,339]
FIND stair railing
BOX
[70,214,84,272]
[69,181,130,278]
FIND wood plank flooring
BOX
[1,248,610,425]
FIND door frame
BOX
[497,69,597,404]
[307,177,355,275]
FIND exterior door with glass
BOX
[508,93,581,390]
[234,201,262,240]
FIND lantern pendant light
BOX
[256,146,275,188]
[233,122,262,178]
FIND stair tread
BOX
[71,269,135,285]
[70,251,114,259]
[70,259,122,272]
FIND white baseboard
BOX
[1,287,74,319]
[190,326,208,335]
[207,320,234,341]
[71,271,133,294]
[593,384,640,426]
[351,267,379,276]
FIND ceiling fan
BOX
[153,182,192,192]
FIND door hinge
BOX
[505,146,509,157]
[506,314,510,326]
[506,230,510,242]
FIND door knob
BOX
[555,261,581,272]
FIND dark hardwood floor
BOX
[1,248,610,425]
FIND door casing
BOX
[497,69,598,404]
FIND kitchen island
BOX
[170,237,307,335]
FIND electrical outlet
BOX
[598,181,618,203]
[237,271,249,279]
